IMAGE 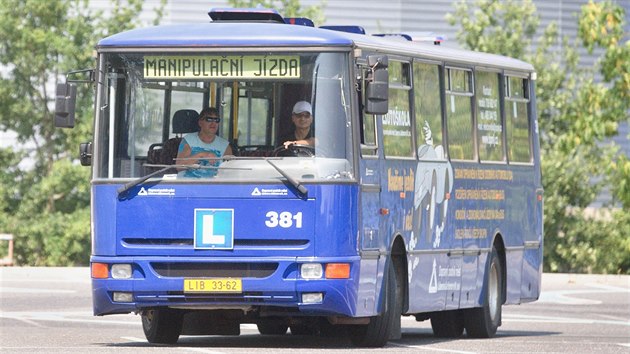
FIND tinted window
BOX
[505,76,531,163]
[414,62,443,158]
[446,68,474,160]
[383,61,413,158]
[476,71,504,161]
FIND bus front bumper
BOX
[90,256,367,318]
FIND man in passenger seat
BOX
[176,107,232,178]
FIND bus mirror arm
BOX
[54,69,94,129]
[266,159,308,199]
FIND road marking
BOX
[389,342,476,353]
[538,283,629,305]
[1,287,76,294]
[8,316,47,328]
[122,337,228,353]
[504,313,630,326]
[1,311,139,326]
[121,336,146,342]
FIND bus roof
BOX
[97,22,534,73]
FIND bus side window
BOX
[445,68,474,160]
[476,71,504,162]
[505,76,532,163]
[382,61,413,158]
[413,62,443,159]
[360,67,378,156]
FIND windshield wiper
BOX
[182,156,308,197]
[116,162,251,198]
[265,159,308,198]
[117,166,173,197]
[117,156,307,199]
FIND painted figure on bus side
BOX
[176,107,233,178]
[413,120,453,249]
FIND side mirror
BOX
[365,55,389,115]
[55,83,77,128]
[80,142,92,166]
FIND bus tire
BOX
[257,322,288,335]
[464,247,503,338]
[349,263,398,347]
[141,308,183,344]
[430,310,464,338]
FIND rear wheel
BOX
[350,263,400,347]
[141,308,183,344]
[464,247,503,338]
[430,310,464,338]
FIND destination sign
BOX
[144,55,301,79]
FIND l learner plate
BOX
[184,278,242,293]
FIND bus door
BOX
[357,109,382,316]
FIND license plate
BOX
[183,278,242,293]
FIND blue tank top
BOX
[178,133,229,178]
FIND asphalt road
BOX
[1,267,628,353]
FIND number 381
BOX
[265,211,303,228]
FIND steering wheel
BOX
[272,143,315,157]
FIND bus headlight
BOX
[301,263,323,279]
[111,264,132,279]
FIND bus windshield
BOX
[95,51,354,182]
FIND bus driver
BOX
[279,100,315,149]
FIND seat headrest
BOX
[172,109,199,134]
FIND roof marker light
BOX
[285,18,314,27]
[320,26,366,35]
[374,32,446,45]
[208,8,284,23]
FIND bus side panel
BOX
[520,87,544,302]
[92,183,119,256]
[357,157,383,317]
[313,184,360,258]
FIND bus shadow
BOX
[107,333,355,349]
[106,327,561,350]
[398,327,560,345]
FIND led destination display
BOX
[144,55,301,79]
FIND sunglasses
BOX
[202,116,221,123]
[293,112,312,119]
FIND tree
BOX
[0,0,164,265]
[227,0,326,25]
[448,0,630,274]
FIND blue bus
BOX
[56,8,543,347]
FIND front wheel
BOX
[141,308,183,344]
[464,247,503,338]
[349,263,400,347]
